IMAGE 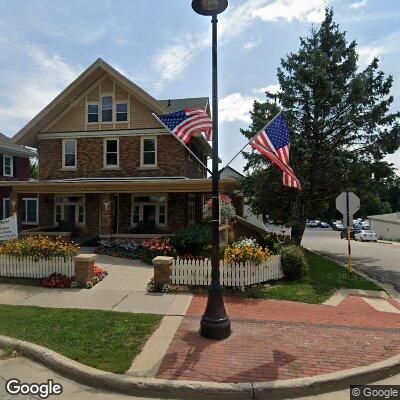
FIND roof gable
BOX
[12,58,171,146]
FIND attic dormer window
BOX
[102,96,113,122]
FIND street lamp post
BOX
[192,0,231,340]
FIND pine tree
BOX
[241,8,400,244]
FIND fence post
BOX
[74,254,96,286]
[153,256,173,286]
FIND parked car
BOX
[319,221,330,228]
[354,230,378,242]
[340,228,359,239]
[308,220,318,228]
[332,221,344,230]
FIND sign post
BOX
[335,191,360,274]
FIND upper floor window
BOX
[116,103,128,122]
[102,96,113,122]
[62,139,77,169]
[87,104,99,123]
[140,137,157,167]
[3,155,13,177]
[104,138,119,168]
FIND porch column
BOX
[9,191,18,217]
[100,193,112,237]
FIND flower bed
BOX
[96,239,141,259]
[224,237,272,264]
[40,265,108,289]
[0,236,79,260]
[140,237,176,264]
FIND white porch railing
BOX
[0,256,75,279]
[172,255,283,290]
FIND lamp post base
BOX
[200,284,231,340]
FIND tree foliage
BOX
[241,8,400,244]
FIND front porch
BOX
[5,178,240,239]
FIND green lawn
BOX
[0,305,161,373]
[247,249,381,303]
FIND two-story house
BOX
[0,132,37,226]
[3,59,237,239]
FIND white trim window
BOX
[102,95,113,123]
[87,103,99,123]
[22,198,38,225]
[62,139,77,169]
[3,198,10,219]
[104,138,119,168]
[116,103,128,122]
[140,137,157,167]
[3,155,13,177]
[188,194,195,225]
[131,194,167,228]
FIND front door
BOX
[65,205,76,224]
[143,205,156,225]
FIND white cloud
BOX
[243,37,262,51]
[253,0,328,24]
[0,38,81,134]
[219,93,261,123]
[350,0,367,10]
[357,32,400,67]
[252,84,281,95]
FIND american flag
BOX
[250,113,301,190]
[157,108,212,143]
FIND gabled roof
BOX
[158,97,209,113]
[0,132,36,158]
[12,58,172,147]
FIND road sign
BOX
[335,191,360,274]
[336,192,360,215]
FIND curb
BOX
[1,335,400,399]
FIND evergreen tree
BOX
[241,8,400,244]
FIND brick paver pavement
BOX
[156,295,400,383]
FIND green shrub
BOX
[280,245,308,281]
[171,224,212,257]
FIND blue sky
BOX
[0,0,400,174]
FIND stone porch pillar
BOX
[100,193,112,237]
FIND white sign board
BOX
[335,192,360,228]
[0,215,18,241]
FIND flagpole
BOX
[221,110,284,172]
[152,113,212,174]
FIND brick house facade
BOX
[3,59,238,239]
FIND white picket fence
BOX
[0,256,75,279]
[172,255,283,290]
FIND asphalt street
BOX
[302,229,400,292]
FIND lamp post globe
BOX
[191,0,231,340]
[191,0,228,15]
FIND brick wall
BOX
[38,135,205,180]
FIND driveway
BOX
[302,229,400,291]
[0,248,191,316]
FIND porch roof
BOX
[2,177,239,194]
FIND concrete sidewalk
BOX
[0,250,192,316]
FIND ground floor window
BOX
[3,198,10,219]
[131,194,167,228]
[54,195,85,226]
[22,198,38,225]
